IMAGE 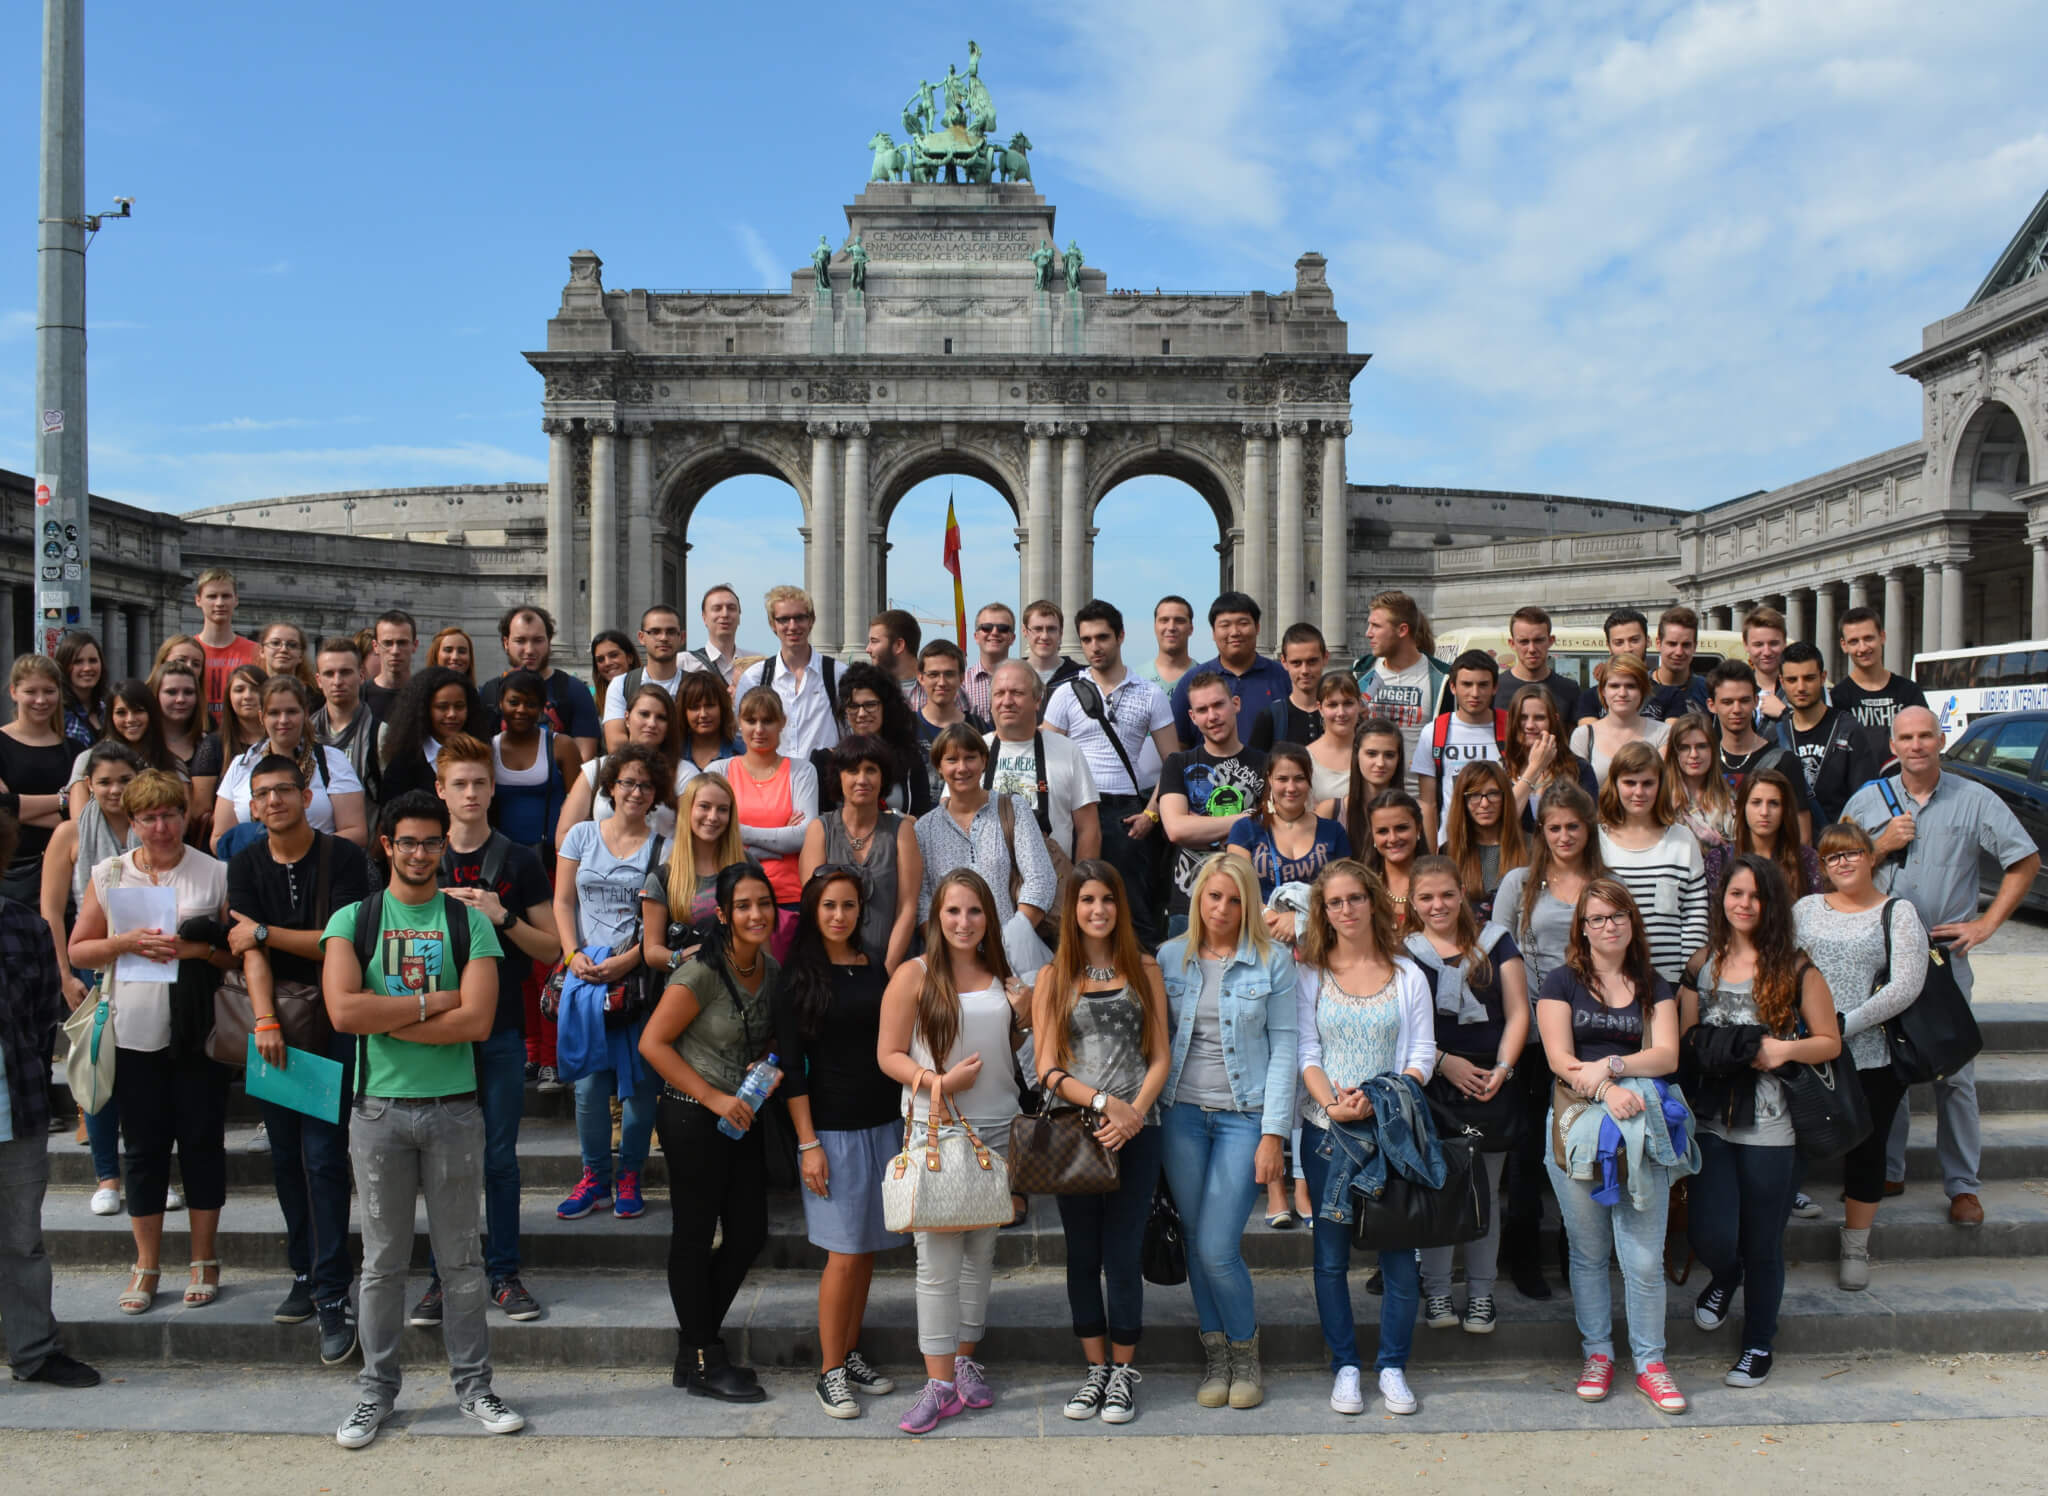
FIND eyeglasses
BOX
[1822,849,1867,866]
[133,810,184,828]
[1324,893,1371,911]
[844,698,883,716]
[392,836,449,855]
[250,784,304,801]
[613,779,657,798]
[771,612,813,627]
[1582,912,1629,931]
[1463,787,1505,804]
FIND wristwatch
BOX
[1089,1091,1109,1114]
[252,924,269,948]
[1494,1063,1515,1080]
[668,949,686,972]
[497,908,518,932]
[1606,1054,1626,1078]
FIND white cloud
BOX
[192,416,319,432]
[733,225,789,290]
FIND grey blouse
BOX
[1793,894,1930,1071]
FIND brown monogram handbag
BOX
[1007,1070,1120,1196]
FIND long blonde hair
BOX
[664,773,743,915]
[1041,859,1157,1072]
[1662,711,1732,828]
[1174,853,1271,969]
[916,868,1013,1069]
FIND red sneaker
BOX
[1635,1362,1688,1414]
[1575,1353,1614,1401]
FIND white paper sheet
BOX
[106,885,179,983]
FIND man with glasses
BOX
[322,791,518,1449]
[962,602,1015,720]
[601,605,690,754]
[227,755,374,1364]
[735,585,840,758]
[481,606,600,761]
[1022,599,1083,703]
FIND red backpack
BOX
[1427,709,1508,780]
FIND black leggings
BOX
[115,1046,230,1216]
[1503,1040,1555,1226]
[1840,1064,1909,1206]
[656,1095,768,1348]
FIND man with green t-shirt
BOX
[321,790,522,1450]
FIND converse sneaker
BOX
[1063,1363,1111,1420]
[1101,1364,1140,1425]
[1329,1365,1365,1415]
[408,1280,443,1326]
[1462,1295,1497,1334]
[1724,1348,1774,1388]
[1694,1281,1733,1331]
[842,1348,894,1395]
[1378,1367,1418,1415]
[1635,1362,1688,1414]
[335,1399,390,1449]
[816,1364,860,1419]
[1575,1353,1615,1401]
[459,1391,526,1435]
[1790,1192,1823,1220]
[1423,1294,1459,1329]
[536,1065,565,1093]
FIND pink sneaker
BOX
[898,1379,964,1434]
[1635,1362,1688,1414]
[1575,1353,1614,1402]
[953,1355,993,1409]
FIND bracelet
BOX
[418,993,427,1024]
[1593,1080,1612,1102]
[797,1140,823,1153]
[254,1019,281,1033]
[1143,807,1161,823]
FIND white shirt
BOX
[218,743,363,835]
[601,662,684,725]
[980,729,1100,858]
[733,650,842,760]
[1041,670,1174,796]
[682,645,740,688]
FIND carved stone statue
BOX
[1063,240,1085,293]
[940,64,967,128]
[1030,238,1055,292]
[812,236,833,292]
[998,131,1032,183]
[847,235,868,292]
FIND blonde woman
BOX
[1157,853,1298,1411]
[642,772,747,979]
[1569,655,1668,784]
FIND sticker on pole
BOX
[63,564,82,581]
[33,480,53,507]
[42,410,64,435]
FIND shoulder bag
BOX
[995,793,1070,947]
[1141,1179,1189,1286]
[210,835,339,1066]
[1780,1046,1873,1161]
[63,979,116,1114]
[882,1072,1015,1234]
[1006,1068,1119,1195]
[1349,1097,1491,1252]
[1864,876,1981,1086]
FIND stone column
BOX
[1025,423,1056,607]
[1920,563,1942,663]
[1058,423,1088,647]
[841,424,870,647]
[544,418,576,635]
[1941,558,1966,650]
[1784,590,1807,646]
[624,423,655,626]
[1884,570,1910,674]
[586,420,619,639]
[807,422,841,654]
[126,606,150,678]
[1242,424,1273,633]
[1848,576,1870,613]
[1814,584,1838,681]
[1319,422,1350,652]
[2032,539,2048,641]
[96,602,120,678]
[1276,422,1308,636]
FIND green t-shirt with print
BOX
[322,890,502,1098]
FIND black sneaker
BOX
[1694,1281,1734,1332]
[318,1302,358,1366]
[13,1351,100,1388]
[492,1276,541,1321]
[408,1280,444,1327]
[841,1347,894,1395]
[1063,1363,1111,1420]
[815,1365,859,1419]
[1724,1348,1773,1387]
[273,1276,316,1325]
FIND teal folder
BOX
[245,1037,344,1124]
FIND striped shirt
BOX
[1597,824,1709,984]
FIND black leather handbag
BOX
[1425,1052,1528,1152]
[1780,1053,1873,1161]
[1348,1102,1492,1252]
[1874,898,1983,1086]
[1140,1180,1188,1286]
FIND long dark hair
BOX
[1513,782,1605,942]
[1042,859,1157,1071]
[381,665,485,769]
[590,628,640,683]
[55,629,109,726]
[1707,852,1803,1036]
[1343,717,1408,855]
[101,677,174,774]
[1733,768,1808,895]
[1564,876,1660,1014]
[916,867,1013,1069]
[218,662,271,762]
[706,860,778,985]
[783,865,868,1039]
[1409,853,1494,988]
[838,660,922,787]
[1256,744,1315,831]
[1444,759,1527,901]
[1359,788,1423,880]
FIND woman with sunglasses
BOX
[1536,878,1688,1416]
[799,734,923,972]
[1794,822,1928,1292]
[819,662,932,817]
[778,865,906,1417]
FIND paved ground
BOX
[5,1355,2047,1493]
[1975,907,2048,966]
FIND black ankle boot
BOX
[685,1340,767,1403]
[1504,1216,1552,1301]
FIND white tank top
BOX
[904,976,1020,1146]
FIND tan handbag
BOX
[883,1073,1014,1234]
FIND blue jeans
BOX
[1055,1124,1165,1344]
[85,1092,121,1184]
[574,1067,654,1184]
[1299,1121,1419,1371]
[1159,1103,1264,1340]
[430,1029,528,1285]
[260,1084,355,1306]
[1547,1149,1672,1370]
[1688,1133,1800,1353]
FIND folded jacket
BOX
[1565,1076,1700,1212]
[1312,1073,1445,1226]
[1681,1021,1769,1132]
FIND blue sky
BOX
[5,2,2046,655]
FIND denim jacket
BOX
[1561,1076,1701,1212]
[1159,933,1300,1137]
[1310,1073,1444,1225]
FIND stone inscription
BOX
[865,229,1037,262]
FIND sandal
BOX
[1266,1210,1298,1230]
[120,1265,160,1315]
[1003,1193,1030,1229]
[184,1259,221,1307]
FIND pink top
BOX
[727,755,800,903]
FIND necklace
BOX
[1084,963,1118,982]
[731,951,762,977]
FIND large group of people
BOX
[0,563,2038,1445]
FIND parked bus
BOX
[1433,625,1748,693]
[1914,639,2048,746]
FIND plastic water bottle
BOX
[719,1052,781,1140]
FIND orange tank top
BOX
[729,756,799,902]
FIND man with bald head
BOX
[1845,705,2041,1227]
[984,659,1101,867]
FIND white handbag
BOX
[63,988,116,1115]
[882,1072,1013,1234]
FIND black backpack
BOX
[760,652,839,715]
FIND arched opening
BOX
[1950,400,2035,508]
[665,460,807,660]
[1088,445,1236,657]
[874,445,1023,652]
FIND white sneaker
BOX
[1330,1365,1365,1415]
[336,1400,390,1449]
[90,1185,121,1216]
[164,1186,184,1212]
[1379,1367,1418,1415]
[246,1123,270,1153]
[459,1392,526,1435]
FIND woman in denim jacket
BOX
[1157,853,1298,1413]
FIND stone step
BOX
[36,1177,2048,1275]
[47,1254,2048,1371]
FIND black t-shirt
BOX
[774,961,899,1132]
[441,831,553,1038]
[226,832,375,986]
[0,734,76,897]
[361,680,402,722]
[480,670,600,743]
[1718,742,1812,816]
[1643,675,1710,722]
[1790,707,1882,823]
[1495,668,1581,729]
[1248,698,1322,751]
[1829,674,1927,734]
[1160,743,1268,915]
[1538,966,1674,1065]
